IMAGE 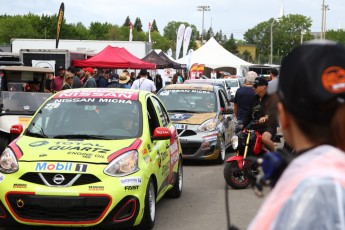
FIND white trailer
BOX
[11,38,152,59]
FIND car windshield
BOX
[1,91,52,112]
[158,89,216,113]
[25,97,142,139]
[225,80,239,88]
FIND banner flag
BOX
[56,2,64,49]
[182,26,192,57]
[175,24,185,60]
[129,21,133,41]
[148,22,152,43]
[190,63,198,79]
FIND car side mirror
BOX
[10,124,23,141]
[152,127,171,141]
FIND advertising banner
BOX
[175,24,185,60]
[182,26,192,57]
[56,2,65,49]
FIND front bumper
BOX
[178,129,221,161]
[0,170,146,228]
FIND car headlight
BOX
[198,118,217,132]
[0,148,19,174]
[231,135,239,150]
[104,150,139,177]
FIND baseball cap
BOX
[253,77,268,87]
[83,67,94,75]
[139,69,148,76]
[278,40,345,122]
[57,65,65,71]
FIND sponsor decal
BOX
[44,102,61,110]
[48,141,110,154]
[13,183,27,189]
[170,114,192,121]
[89,186,104,191]
[55,90,138,100]
[144,155,151,164]
[162,162,169,177]
[35,162,87,172]
[0,173,4,183]
[142,148,148,156]
[29,141,49,147]
[67,152,93,159]
[39,154,47,157]
[124,185,139,191]
[120,177,142,186]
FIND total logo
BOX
[35,162,88,172]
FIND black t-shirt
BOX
[234,86,256,126]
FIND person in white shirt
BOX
[131,69,156,93]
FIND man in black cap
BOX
[250,77,276,151]
[249,40,345,229]
[51,65,65,92]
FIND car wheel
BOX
[216,136,226,164]
[166,156,183,198]
[139,178,156,229]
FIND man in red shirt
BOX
[51,66,65,93]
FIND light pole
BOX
[301,29,306,44]
[270,20,276,64]
[197,5,210,45]
[321,0,330,39]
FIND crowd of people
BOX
[44,66,160,93]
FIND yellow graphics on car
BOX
[0,88,183,229]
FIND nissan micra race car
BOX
[0,88,183,229]
[158,84,235,164]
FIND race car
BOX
[157,84,236,163]
[0,88,183,229]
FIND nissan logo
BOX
[53,174,65,185]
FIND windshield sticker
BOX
[55,90,138,100]
[164,89,211,94]
[44,102,61,110]
[53,98,133,104]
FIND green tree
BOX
[151,19,159,33]
[205,27,214,41]
[133,17,143,32]
[88,22,112,40]
[223,33,238,54]
[243,14,312,64]
[326,29,345,44]
[151,31,170,51]
[123,16,131,27]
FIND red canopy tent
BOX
[73,45,156,69]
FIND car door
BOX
[218,89,233,146]
[146,96,172,196]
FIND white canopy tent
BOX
[177,37,252,76]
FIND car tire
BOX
[139,178,156,230]
[166,156,183,198]
[215,136,226,164]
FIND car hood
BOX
[168,112,216,125]
[13,136,138,163]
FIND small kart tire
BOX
[223,161,250,189]
[166,156,183,198]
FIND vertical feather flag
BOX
[56,2,64,49]
[175,24,185,60]
[129,21,133,41]
[182,26,192,57]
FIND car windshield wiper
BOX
[53,134,112,140]
[25,130,49,138]
[168,110,196,113]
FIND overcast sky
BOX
[0,0,343,39]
